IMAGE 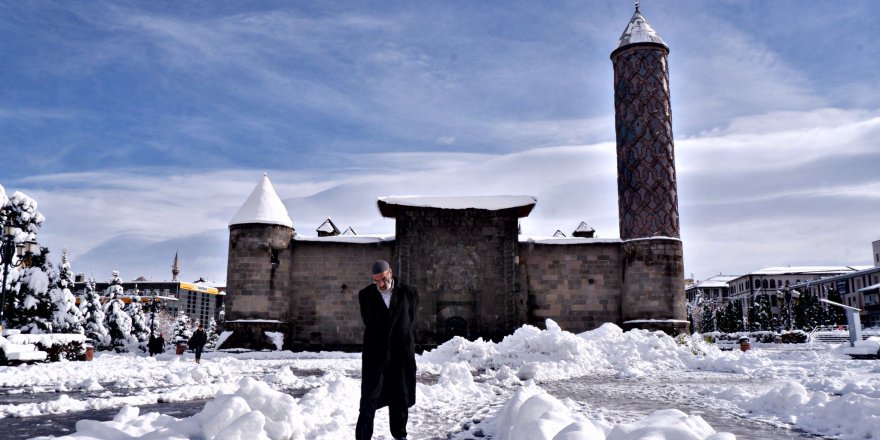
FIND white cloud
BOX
[16,104,878,283]
[677,108,880,175]
[4,2,878,285]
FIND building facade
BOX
[686,275,738,305]
[873,239,880,268]
[789,267,880,328]
[224,6,688,349]
[73,273,225,327]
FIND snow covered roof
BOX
[377,195,537,218]
[225,319,285,323]
[614,6,667,52]
[553,230,566,238]
[687,275,739,290]
[574,221,595,233]
[316,220,336,233]
[229,174,293,228]
[858,283,880,293]
[294,234,394,244]
[750,266,865,276]
[316,218,340,236]
[520,235,622,245]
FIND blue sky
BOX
[1,1,878,284]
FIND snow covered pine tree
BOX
[80,277,110,349]
[103,270,134,352]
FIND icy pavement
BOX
[0,321,878,439]
[539,372,832,439]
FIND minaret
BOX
[611,2,679,239]
[171,251,180,282]
[611,4,687,333]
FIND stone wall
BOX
[286,240,392,347]
[226,226,688,347]
[620,238,686,328]
[519,242,623,333]
[393,206,521,345]
[225,224,294,321]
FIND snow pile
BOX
[0,335,48,362]
[727,380,880,439]
[6,333,86,346]
[48,358,502,439]
[419,361,489,404]
[12,320,880,440]
[493,382,734,440]
[841,336,880,356]
[47,359,740,440]
[421,320,610,381]
[422,319,760,381]
[47,376,359,439]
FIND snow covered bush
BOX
[779,330,808,343]
[5,333,87,361]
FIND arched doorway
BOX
[445,317,468,339]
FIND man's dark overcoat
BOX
[358,277,419,411]
[188,329,207,349]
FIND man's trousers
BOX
[355,405,408,440]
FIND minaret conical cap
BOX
[229,173,293,228]
[615,5,667,51]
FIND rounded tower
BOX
[611,4,687,333]
[226,173,294,324]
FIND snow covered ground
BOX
[0,320,877,439]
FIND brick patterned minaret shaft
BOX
[611,5,687,333]
[611,5,680,240]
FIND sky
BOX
[1,0,878,284]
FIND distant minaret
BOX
[172,251,180,282]
[611,2,680,240]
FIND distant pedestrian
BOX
[188,324,207,363]
[356,260,419,440]
[148,333,165,356]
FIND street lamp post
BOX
[150,290,158,339]
[781,287,801,331]
[0,220,39,328]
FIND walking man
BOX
[356,260,419,440]
[188,324,207,364]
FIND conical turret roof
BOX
[229,173,293,227]
[615,4,667,51]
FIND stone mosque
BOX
[221,6,687,350]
